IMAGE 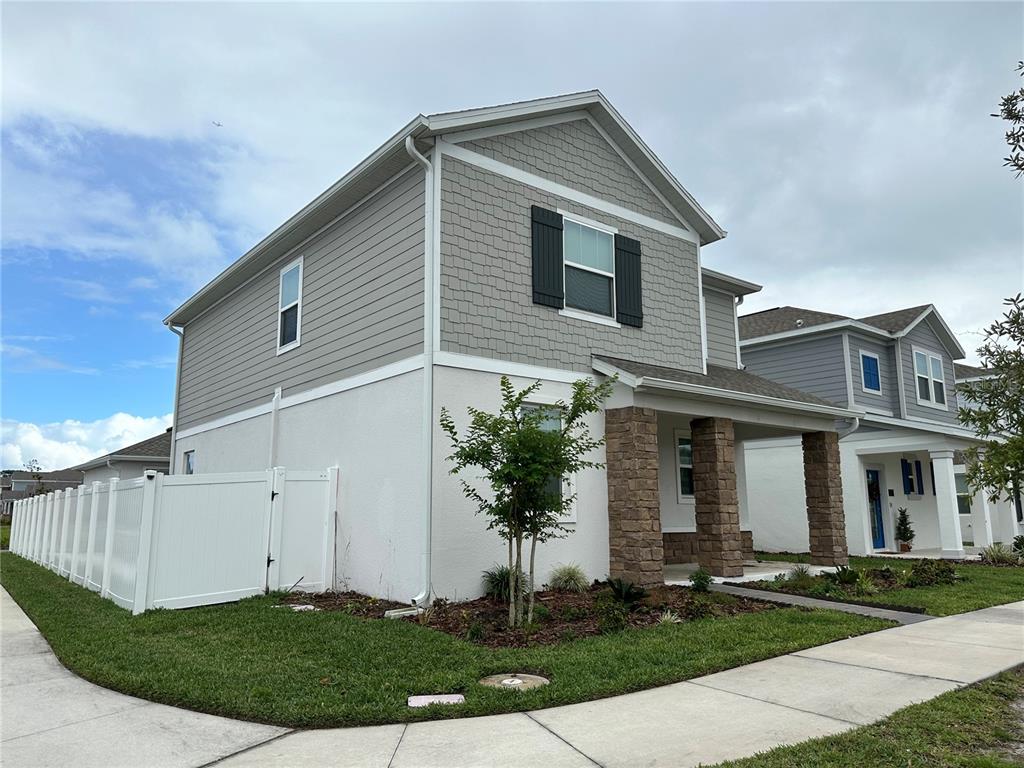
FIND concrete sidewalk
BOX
[2,590,1022,768]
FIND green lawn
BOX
[753,552,1024,616]
[0,552,890,728]
[714,669,1024,767]
[1,524,9,551]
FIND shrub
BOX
[854,571,878,596]
[685,595,715,620]
[595,594,629,633]
[548,563,589,593]
[659,609,682,624]
[605,577,648,607]
[465,620,486,642]
[1012,535,1024,557]
[482,565,529,603]
[689,567,713,593]
[906,559,957,587]
[787,563,816,590]
[532,603,552,621]
[828,565,860,586]
[559,604,588,622]
[980,542,1021,566]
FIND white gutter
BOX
[165,322,185,474]
[405,135,434,608]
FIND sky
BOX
[2,1,1022,469]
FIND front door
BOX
[866,469,885,549]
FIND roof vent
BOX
[795,319,804,328]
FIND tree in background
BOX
[993,61,1024,177]
[440,375,612,628]
[958,295,1023,506]
[23,460,44,496]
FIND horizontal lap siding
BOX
[440,156,703,374]
[741,335,849,407]
[848,333,900,414]
[703,289,738,368]
[177,168,425,430]
[900,317,960,424]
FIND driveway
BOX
[2,588,1022,768]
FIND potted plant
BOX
[895,507,915,552]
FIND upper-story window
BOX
[277,257,303,354]
[860,351,881,394]
[913,347,946,408]
[563,216,616,319]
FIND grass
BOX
[0,552,891,728]
[713,669,1024,767]
[753,552,1024,616]
[1,523,9,551]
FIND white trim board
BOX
[444,110,590,145]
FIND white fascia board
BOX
[897,306,967,359]
[591,357,639,387]
[424,91,603,133]
[441,110,591,145]
[859,413,983,441]
[739,319,892,348]
[700,267,762,296]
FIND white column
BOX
[969,489,994,548]
[930,450,965,558]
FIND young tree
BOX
[23,459,44,496]
[993,61,1024,177]
[958,295,1024,505]
[440,375,613,628]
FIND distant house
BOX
[72,429,172,485]
[1,469,83,516]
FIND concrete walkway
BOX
[2,589,1022,768]
[710,583,933,624]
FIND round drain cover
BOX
[479,673,549,690]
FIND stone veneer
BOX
[802,431,849,566]
[664,531,753,564]
[691,417,744,577]
[605,406,664,586]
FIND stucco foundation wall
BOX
[430,365,610,600]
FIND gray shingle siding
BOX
[703,288,738,368]
[848,333,900,414]
[460,119,680,226]
[741,335,849,408]
[900,316,960,425]
[176,167,425,430]
[439,155,703,374]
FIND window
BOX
[676,434,694,501]
[522,403,576,523]
[277,258,303,353]
[913,348,946,408]
[860,351,881,393]
[900,458,924,496]
[955,473,972,516]
[562,217,615,319]
[183,451,195,475]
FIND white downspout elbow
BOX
[837,416,860,439]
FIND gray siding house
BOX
[165,92,858,603]
[72,429,172,485]
[740,305,1021,557]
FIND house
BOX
[739,304,1021,558]
[71,429,173,485]
[164,91,859,603]
[1,469,83,517]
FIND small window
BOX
[563,218,615,318]
[183,451,195,475]
[278,258,303,352]
[860,351,881,393]
[914,348,946,408]
[955,473,972,516]
[677,434,694,500]
[522,403,576,523]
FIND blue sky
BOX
[2,1,1022,469]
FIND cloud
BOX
[1,412,173,471]
[52,278,127,304]
[114,355,177,370]
[0,342,98,375]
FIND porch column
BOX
[931,450,965,558]
[692,417,743,577]
[802,432,849,566]
[969,490,994,547]
[605,407,664,587]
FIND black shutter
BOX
[614,234,643,327]
[531,206,563,308]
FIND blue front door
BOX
[866,469,885,549]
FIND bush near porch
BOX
[752,553,1024,616]
[0,553,890,728]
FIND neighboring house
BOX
[164,91,859,603]
[71,429,173,485]
[740,305,1021,558]
[1,470,83,516]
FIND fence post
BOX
[10,500,19,554]
[27,496,40,562]
[132,471,159,615]
[83,482,102,589]
[69,486,87,582]
[266,468,286,592]
[47,491,62,570]
[39,493,53,565]
[101,479,119,598]
[58,488,74,576]
[322,466,340,591]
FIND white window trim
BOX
[674,428,694,505]
[912,345,947,411]
[859,350,882,394]
[522,399,577,524]
[559,211,617,324]
[182,450,195,475]
[276,256,304,355]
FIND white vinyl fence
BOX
[9,467,338,615]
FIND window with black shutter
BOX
[531,206,564,308]
[614,234,643,327]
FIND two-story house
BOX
[740,305,1020,559]
[164,92,859,603]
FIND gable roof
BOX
[954,362,992,381]
[166,91,726,326]
[72,429,172,472]
[739,303,965,358]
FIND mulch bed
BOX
[282,584,778,648]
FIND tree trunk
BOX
[527,534,538,624]
[507,535,515,628]
[513,532,524,627]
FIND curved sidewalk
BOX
[2,588,1021,768]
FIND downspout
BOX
[405,134,434,607]
[734,295,745,369]
[164,322,185,474]
[837,416,860,439]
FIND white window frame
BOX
[522,397,577,524]
[276,256,303,355]
[912,345,947,410]
[674,429,694,504]
[183,450,195,475]
[558,211,619,328]
[859,350,882,394]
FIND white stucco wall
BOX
[657,412,695,533]
[744,437,810,553]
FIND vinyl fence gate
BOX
[9,467,339,615]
